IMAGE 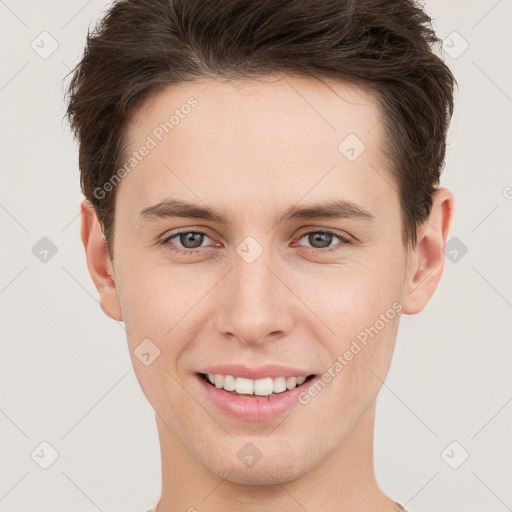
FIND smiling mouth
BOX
[198,372,316,397]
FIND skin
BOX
[80,74,453,512]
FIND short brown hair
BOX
[65,0,456,257]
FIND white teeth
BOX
[286,376,297,390]
[223,374,236,391]
[235,377,253,394]
[273,376,287,393]
[253,377,274,396]
[204,373,310,395]
[214,374,224,388]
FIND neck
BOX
[154,400,401,512]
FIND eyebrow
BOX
[137,198,376,225]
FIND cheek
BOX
[115,260,214,365]
[116,241,405,362]
[299,259,403,336]
[116,252,184,322]
[292,261,403,399]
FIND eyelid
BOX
[295,227,351,240]
[160,229,215,248]
[159,227,353,255]
[293,228,352,250]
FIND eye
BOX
[294,229,351,253]
[158,228,352,257]
[159,230,215,255]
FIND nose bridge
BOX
[217,235,291,344]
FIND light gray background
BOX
[0,1,511,511]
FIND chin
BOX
[201,446,316,486]
[218,463,306,486]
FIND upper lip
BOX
[197,364,315,380]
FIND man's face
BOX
[110,75,409,484]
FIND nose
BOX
[215,242,294,346]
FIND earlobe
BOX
[80,199,123,321]
[401,187,454,315]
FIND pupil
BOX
[181,232,203,249]
[310,232,331,248]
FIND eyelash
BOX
[158,229,351,256]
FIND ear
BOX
[80,199,123,321]
[401,187,454,315]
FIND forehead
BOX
[127,74,382,154]
[118,74,394,220]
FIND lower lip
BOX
[197,374,316,422]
